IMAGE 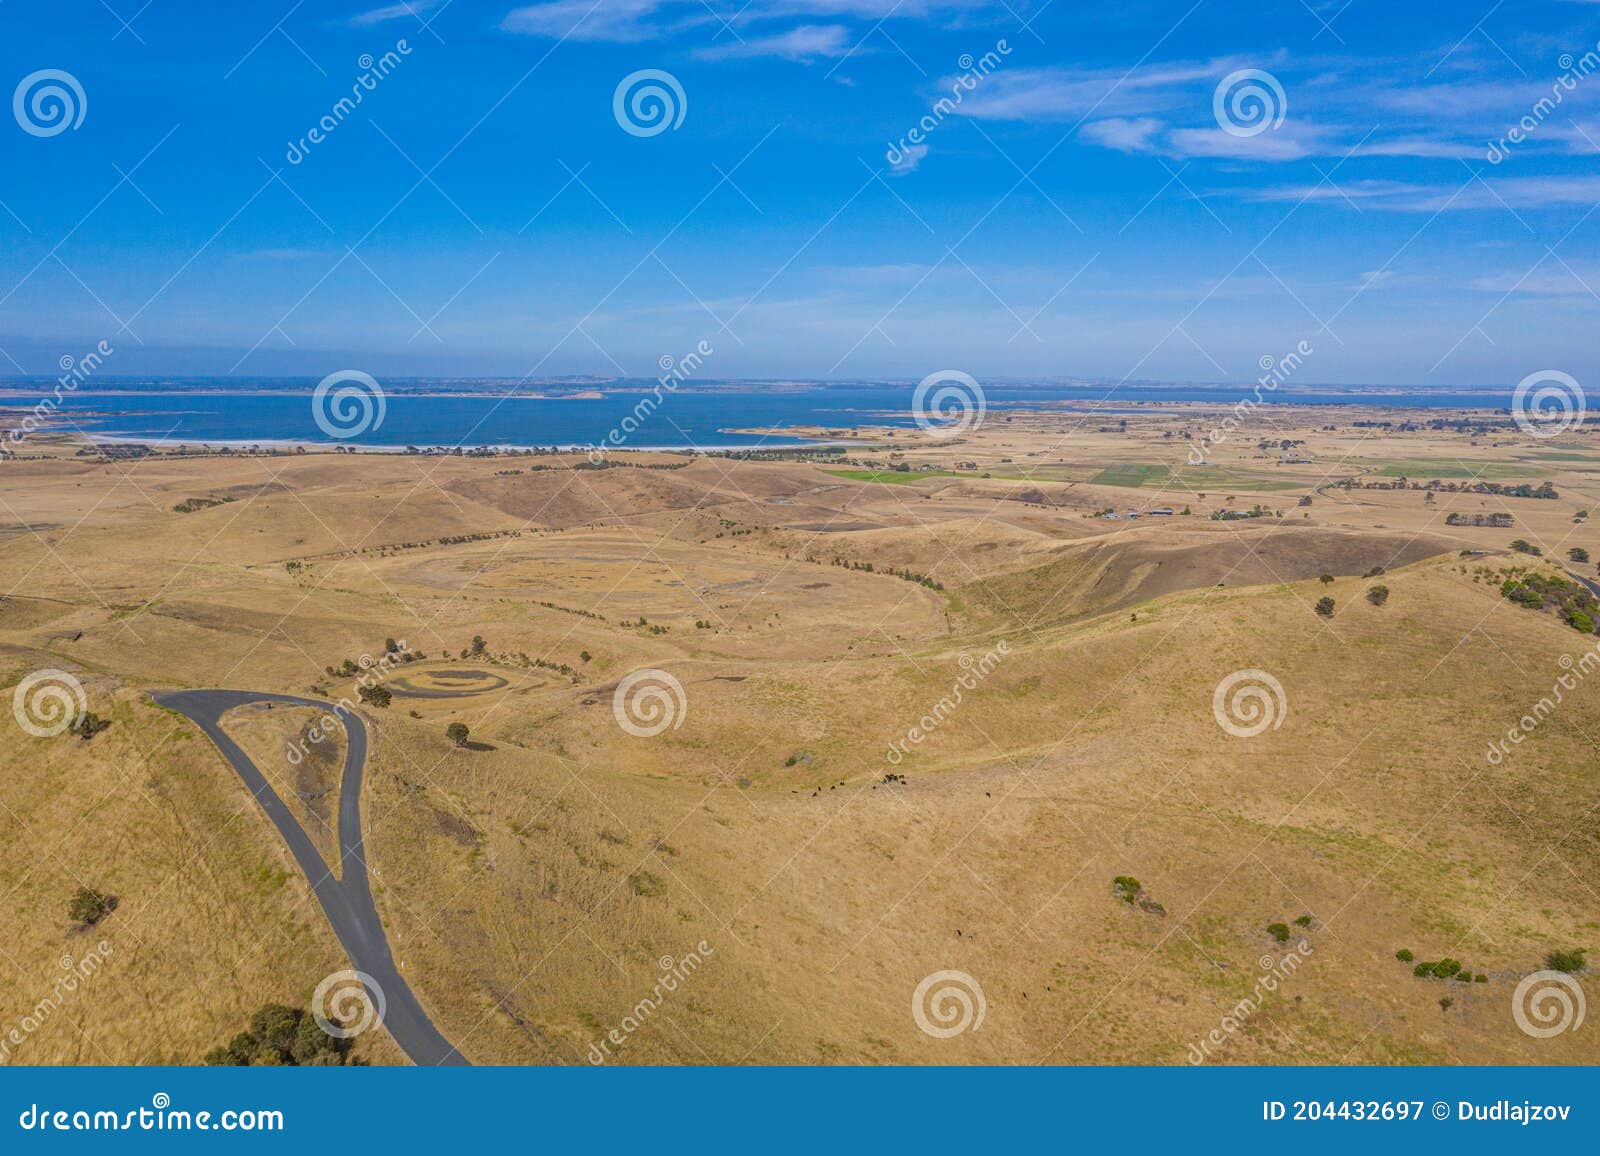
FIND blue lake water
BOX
[19,384,1515,450]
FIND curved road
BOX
[153,689,468,1066]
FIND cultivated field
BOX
[2,401,1597,1065]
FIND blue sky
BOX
[1,0,1598,385]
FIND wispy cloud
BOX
[350,0,441,26]
[695,24,852,61]
[1250,175,1600,211]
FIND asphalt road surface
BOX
[154,689,469,1066]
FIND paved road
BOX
[154,689,469,1066]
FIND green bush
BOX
[1112,876,1142,904]
[1545,948,1587,973]
[67,886,116,926]
[1267,922,1291,944]
[203,1003,352,1066]
[445,722,470,747]
[1315,596,1336,617]
[1396,948,1414,962]
[357,684,391,708]
[1365,584,1389,606]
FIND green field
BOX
[824,468,960,485]
[1090,463,1300,492]
[1090,463,1168,487]
[1371,458,1541,479]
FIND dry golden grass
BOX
[2,409,1598,1066]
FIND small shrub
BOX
[1396,948,1414,962]
[71,711,111,741]
[628,871,666,898]
[1112,876,1142,904]
[68,886,116,926]
[357,684,391,708]
[1315,596,1336,617]
[1267,922,1291,944]
[1545,948,1587,973]
[1293,914,1313,928]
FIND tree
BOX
[68,886,116,925]
[1315,596,1336,617]
[469,635,487,657]
[357,684,391,708]
[384,637,400,653]
[1319,573,1334,585]
[1366,584,1390,606]
[71,711,110,741]
[1569,547,1590,564]
[446,722,470,747]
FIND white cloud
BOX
[349,0,441,25]
[1078,117,1164,154]
[888,142,928,175]
[696,24,852,61]
[501,0,666,41]
[1250,175,1600,211]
